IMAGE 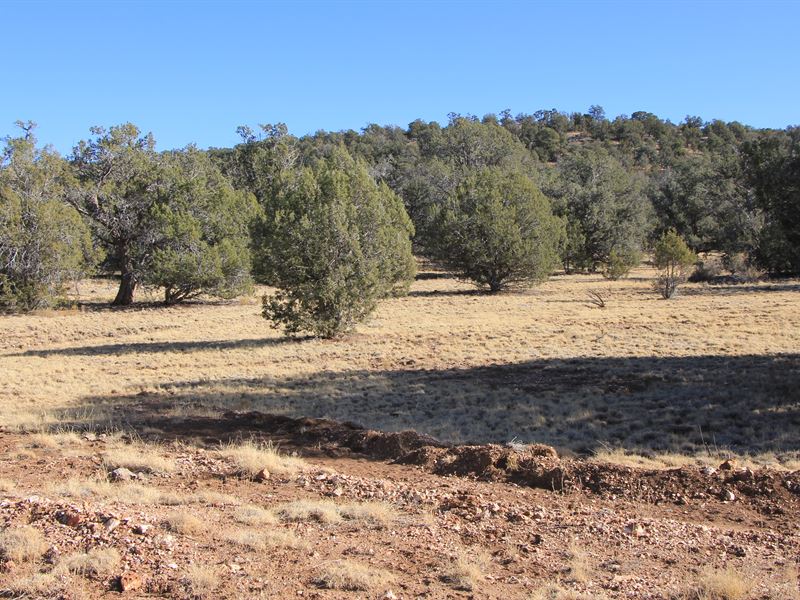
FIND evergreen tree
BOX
[430,167,562,291]
[258,146,415,337]
[0,122,95,311]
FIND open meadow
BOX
[2,264,799,465]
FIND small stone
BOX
[331,487,344,497]
[119,572,143,592]
[229,563,241,572]
[133,524,151,535]
[722,489,736,502]
[253,468,270,482]
[166,563,178,570]
[56,510,82,527]
[383,591,397,600]
[104,518,121,533]
[111,468,137,482]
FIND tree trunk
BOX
[112,243,137,306]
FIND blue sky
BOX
[2,0,798,153]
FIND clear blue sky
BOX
[2,0,798,153]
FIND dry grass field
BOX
[2,264,799,464]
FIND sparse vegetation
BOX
[182,563,221,599]
[0,526,48,563]
[61,547,120,578]
[314,559,395,591]
[678,566,754,600]
[165,511,206,535]
[219,439,306,477]
[653,229,698,298]
[440,552,487,592]
[102,444,176,474]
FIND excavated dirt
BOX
[1,413,798,599]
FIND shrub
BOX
[430,167,562,291]
[689,255,724,282]
[602,247,641,280]
[653,229,697,298]
[258,146,415,338]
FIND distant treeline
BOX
[1,108,798,334]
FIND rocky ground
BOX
[0,414,798,599]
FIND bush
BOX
[602,247,641,280]
[0,123,96,311]
[430,167,562,291]
[689,255,724,282]
[258,146,415,338]
[653,229,697,298]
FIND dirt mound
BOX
[155,410,798,514]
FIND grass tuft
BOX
[314,559,395,591]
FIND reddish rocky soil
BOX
[1,412,798,599]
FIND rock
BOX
[119,572,143,592]
[104,517,121,533]
[55,510,83,527]
[719,459,737,471]
[721,489,736,502]
[111,468,137,482]
[253,468,270,482]
[133,524,151,535]
[383,591,398,600]
[331,487,343,497]
[624,522,646,537]
[700,466,717,476]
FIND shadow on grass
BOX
[14,336,308,357]
[58,354,800,457]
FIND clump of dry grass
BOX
[565,542,591,583]
[26,430,82,449]
[440,552,488,592]
[233,504,277,526]
[218,439,306,477]
[314,559,395,591]
[275,500,342,524]
[183,563,221,599]
[274,499,398,528]
[339,501,398,528]
[52,478,237,507]
[61,547,120,578]
[0,525,48,562]
[102,444,175,474]
[53,478,183,505]
[0,570,66,598]
[165,512,206,535]
[224,528,307,551]
[0,478,16,495]
[678,566,755,600]
[531,584,598,600]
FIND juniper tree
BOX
[0,122,95,311]
[430,167,562,292]
[259,146,415,338]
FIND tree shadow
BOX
[407,288,488,298]
[13,336,308,357]
[61,354,800,457]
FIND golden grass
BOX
[0,569,67,598]
[224,527,307,551]
[314,559,395,591]
[165,512,206,535]
[232,504,278,526]
[339,501,398,528]
[275,499,342,524]
[60,547,120,578]
[1,271,799,460]
[0,478,16,495]
[183,563,221,599]
[0,526,48,562]
[51,477,238,507]
[677,567,755,600]
[440,551,489,592]
[565,542,591,584]
[530,585,598,600]
[218,439,306,477]
[102,444,176,474]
